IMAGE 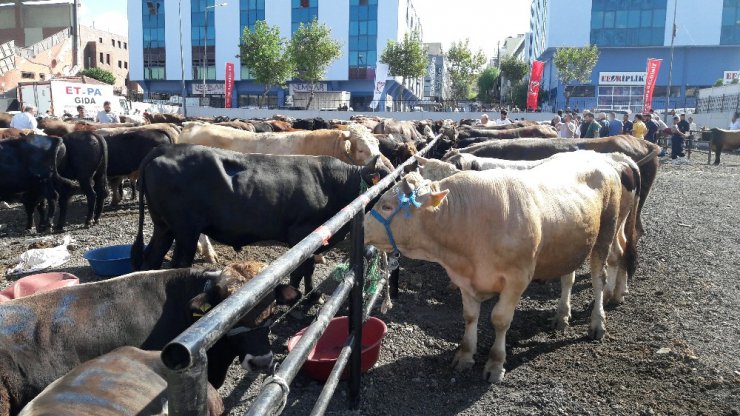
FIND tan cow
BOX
[365,151,640,383]
[179,122,382,166]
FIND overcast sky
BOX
[82,0,532,60]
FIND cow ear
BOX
[341,130,352,140]
[364,154,380,169]
[275,284,301,306]
[188,292,213,320]
[414,155,429,166]
[427,190,449,208]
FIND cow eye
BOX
[381,204,393,212]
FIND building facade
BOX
[529,0,740,113]
[423,42,445,101]
[80,25,134,92]
[128,0,423,110]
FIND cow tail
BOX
[50,137,78,190]
[131,150,157,271]
[624,161,641,279]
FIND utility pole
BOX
[179,0,187,116]
[665,0,677,123]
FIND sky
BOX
[80,0,531,59]
[414,0,531,60]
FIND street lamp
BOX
[202,2,227,98]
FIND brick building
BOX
[80,25,134,92]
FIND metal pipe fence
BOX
[161,135,441,415]
[696,93,740,113]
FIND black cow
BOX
[55,132,108,231]
[249,120,274,133]
[132,144,392,297]
[98,129,172,204]
[0,135,75,232]
[376,133,417,167]
[293,117,330,130]
[0,268,298,416]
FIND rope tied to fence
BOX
[329,249,384,298]
[262,374,290,415]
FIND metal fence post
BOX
[348,212,365,409]
[164,348,208,416]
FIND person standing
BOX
[644,113,659,143]
[596,112,610,137]
[730,112,740,130]
[670,115,690,163]
[607,112,623,136]
[75,105,90,121]
[622,113,633,135]
[631,114,647,139]
[96,101,120,124]
[580,111,600,138]
[688,116,697,133]
[494,109,512,125]
[10,106,38,130]
[478,114,491,127]
[558,113,576,138]
[573,114,582,138]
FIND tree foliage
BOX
[289,19,341,108]
[78,68,115,85]
[240,20,293,108]
[477,67,500,103]
[499,56,528,84]
[380,31,428,85]
[445,39,487,102]
[553,45,599,109]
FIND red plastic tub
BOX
[0,272,79,302]
[288,316,387,382]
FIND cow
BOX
[364,152,641,383]
[702,128,740,165]
[37,118,75,137]
[55,132,108,231]
[132,144,392,300]
[0,113,12,128]
[215,120,256,131]
[376,134,417,167]
[373,120,426,149]
[144,112,185,124]
[0,135,75,232]
[18,347,225,416]
[249,120,274,132]
[450,135,660,237]
[456,124,558,141]
[293,117,331,131]
[269,119,294,132]
[179,123,383,167]
[94,123,180,144]
[0,128,34,139]
[0,267,299,416]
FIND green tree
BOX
[240,20,293,108]
[289,19,341,110]
[476,67,500,103]
[78,68,115,85]
[380,31,428,110]
[512,82,529,110]
[553,45,599,109]
[713,79,724,87]
[445,39,486,104]
[499,56,528,105]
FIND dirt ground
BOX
[1,150,739,415]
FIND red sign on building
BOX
[527,60,544,111]
[224,62,234,108]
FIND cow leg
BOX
[171,232,200,268]
[20,194,36,231]
[452,290,480,372]
[290,257,319,301]
[54,186,72,233]
[551,272,575,330]
[484,278,527,383]
[197,234,219,264]
[142,225,174,270]
[588,261,609,341]
[78,177,97,227]
[109,177,123,205]
[92,173,107,224]
[714,142,722,165]
[129,178,138,201]
[389,268,400,299]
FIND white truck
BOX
[17,79,128,118]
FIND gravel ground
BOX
[1,150,739,415]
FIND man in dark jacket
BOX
[580,111,600,138]
[644,113,659,143]
[622,113,633,135]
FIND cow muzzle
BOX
[242,351,274,372]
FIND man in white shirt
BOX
[730,112,740,130]
[96,101,120,124]
[558,114,576,138]
[478,114,493,127]
[494,109,512,125]
[10,106,38,130]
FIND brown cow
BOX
[144,112,185,124]
[215,120,256,131]
[0,113,12,128]
[37,118,75,136]
[0,128,34,139]
[702,128,740,165]
[373,119,426,146]
[457,124,558,141]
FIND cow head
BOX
[364,172,449,254]
[414,155,460,181]
[344,124,381,165]
[360,154,393,187]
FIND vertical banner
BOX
[641,58,662,113]
[526,60,544,111]
[224,62,235,108]
[371,63,389,110]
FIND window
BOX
[240,0,266,79]
[106,54,110,64]
[117,40,121,48]
[124,42,127,49]
[124,61,128,69]
[590,0,666,46]
[348,0,377,80]
[112,39,115,47]
[721,0,740,45]
[99,52,104,63]
[291,0,318,34]
[21,71,34,79]
[192,0,216,81]
[118,60,122,68]
[99,37,102,43]
[143,0,166,80]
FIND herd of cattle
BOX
[0,110,731,415]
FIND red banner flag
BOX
[641,58,661,113]
[224,62,234,108]
[527,60,545,111]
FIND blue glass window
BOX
[348,0,377,80]
[192,0,217,81]
[291,0,318,35]
[721,0,740,45]
[590,0,666,46]
[143,1,166,80]
[239,0,265,79]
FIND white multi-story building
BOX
[128,0,423,109]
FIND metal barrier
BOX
[161,135,441,415]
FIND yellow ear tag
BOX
[200,303,212,313]
[430,191,448,208]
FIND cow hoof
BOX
[52,227,65,234]
[550,315,570,331]
[452,351,474,372]
[588,324,606,341]
[306,291,324,304]
[313,254,326,264]
[483,361,505,383]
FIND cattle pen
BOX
[160,136,442,415]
